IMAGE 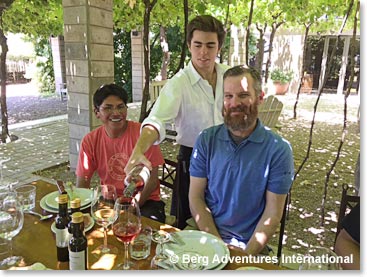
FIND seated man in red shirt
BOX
[76,83,166,223]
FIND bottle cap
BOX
[58,194,68,204]
[70,198,81,208]
[71,212,84,223]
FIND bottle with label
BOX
[69,212,88,270]
[123,164,150,197]
[68,198,81,235]
[55,194,71,262]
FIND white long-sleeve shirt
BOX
[142,61,230,148]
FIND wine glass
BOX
[299,246,342,270]
[0,191,24,269]
[150,230,171,269]
[0,158,11,188]
[90,185,118,258]
[113,196,141,270]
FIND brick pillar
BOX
[131,30,145,102]
[62,0,114,171]
[229,24,246,66]
[50,35,66,94]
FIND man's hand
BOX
[124,125,160,174]
[124,149,152,174]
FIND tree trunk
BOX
[220,1,231,64]
[139,0,158,122]
[0,28,10,143]
[160,26,170,80]
[255,23,266,74]
[293,24,311,119]
[320,0,357,227]
[289,0,354,228]
[245,0,255,65]
[174,0,188,73]
[0,1,14,143]
[264,18,284,83]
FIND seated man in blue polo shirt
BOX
[189,65,294,255]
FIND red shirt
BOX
[76,121,164,200]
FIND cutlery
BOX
[25,210,53,221]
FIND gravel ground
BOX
[1,83,67,125]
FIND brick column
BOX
[50,35,66,94]
[62,0,114,171]
[229,24,246,66]
[131,30,145,102]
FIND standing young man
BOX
[125,15,230,228]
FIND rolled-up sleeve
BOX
[142,80,182,144]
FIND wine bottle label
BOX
[69,249,87,270]
[55,228,69,247]
[123,165,150,196]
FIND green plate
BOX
[45,188,91,209]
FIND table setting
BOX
[4,180,282,270]
[159,230,230,270]
[39,187,92,213]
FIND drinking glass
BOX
[150,230,171,269]
[0,158,11,188]
[0,191,24,269]
[299,246,342,270]
[113,196,141,270]
[90,185,118,258]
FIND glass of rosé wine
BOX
[113,196,141,270]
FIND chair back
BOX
[258,95,283,128]
[276,193,288,264]
[159,158,177,190]
[335,184,360,245]
[159,158,178,226]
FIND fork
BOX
[25,210,53,221]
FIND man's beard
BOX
[223,101,258,132]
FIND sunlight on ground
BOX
[6,83,40,97]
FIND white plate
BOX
[40,194,92,214]
[44,188,92,209]
[51,214,94,233]
[236,266,264,270]
[162,230,230,270]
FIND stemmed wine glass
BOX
[150,230,171,269]
[90,185,118,258]
[113,196,141,270]
[0,191,24,269]
[0,158,11,188]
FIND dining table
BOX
[11,180,283,270]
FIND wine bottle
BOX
[70,198,81,214]
[123,164,150,197]
[68,198,81,235]
[55,194,71,262]
[69,212,88,270]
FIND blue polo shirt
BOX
[190,120,294,245]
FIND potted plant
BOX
[270,69,293,95]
